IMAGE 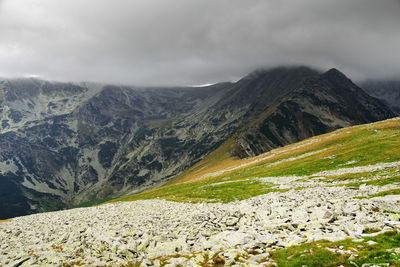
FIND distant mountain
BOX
[360,80,400,114]
[0,67,395,219]
[231,68,395,157]
[0,79,236,218]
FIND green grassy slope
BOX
[107,117,400,204]
[269,230,400,266]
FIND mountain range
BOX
[0,66,396,219]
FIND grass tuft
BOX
[270,230,400,266]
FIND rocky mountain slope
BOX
[0,80,236,219]
[232,68,395,158]
[360,80,400,114]
[2,187,399,266]
[0,67,396,219]
[1,118,400,266]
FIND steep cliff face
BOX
[231,69,396,158]
[0,67,396,219]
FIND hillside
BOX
[0,67,395,219]
[109,117,400,204]
[1,118,399,266]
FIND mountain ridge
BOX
[0,66,396,219]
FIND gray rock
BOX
[226,217,239,226]
[0,185,398,266]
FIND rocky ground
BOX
[1,184,400,266]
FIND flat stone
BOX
[226,217,239,226]
[366,240,378,246]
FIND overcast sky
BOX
[0,0,399,86]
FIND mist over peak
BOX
[0,0,399,86]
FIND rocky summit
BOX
[1,185,399,266]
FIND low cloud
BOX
[0,0,399,86]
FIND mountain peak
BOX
[322,68,349,81]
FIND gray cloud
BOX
[0,0,399,86]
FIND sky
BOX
[0,0,399,86]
